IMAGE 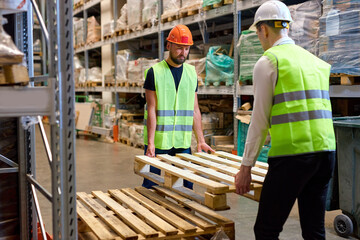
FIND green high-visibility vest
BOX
[144,60,197,149]
[263,44,336,157]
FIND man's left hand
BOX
[197,142,215,154]
[235,165,252,195]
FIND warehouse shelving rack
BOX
[0,0,77,239]
[73,0,360,148]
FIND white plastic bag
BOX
[210,228,230,240]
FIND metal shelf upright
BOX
[0,0,77,239]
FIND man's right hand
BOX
[145,144,155,157]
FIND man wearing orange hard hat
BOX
[142,24,214,189]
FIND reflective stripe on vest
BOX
[273,90,329,105]
[272,110,332,125]
[264,44,336,157]
[143,60,197,149]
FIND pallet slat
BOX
[77,192,138,240]
[120,188,197,234]
[157,154,234,185]
[107,189,179,236]
[152,186,233,227]
[77,200,116,240]
[214,151,269,169]
[135,156,229,194]
[135,187,216,231]
[92,191,159,238]
[176,153,265,183]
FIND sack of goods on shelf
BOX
[161,0,180,21]
[103,20,115,39]
[0,15,29,85]
[86,67,102,83]
[205,45,234,86]
[142,0,158,27]
[288,0,321,55]
[187,57,206,86]
[116,49,132,82]
[237,30,263,85]
[103,103,116,129]
[118,110,144,147]
[128,58,159,86]
[74,56,84,85]
[115,3,127,33]
[127,0,143,32]
[129,124,144,147]
[86,16,101,45]
[73,18,85,47]
[319,0,360,75]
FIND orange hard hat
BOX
[166,24,193,46]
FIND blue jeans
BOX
[142,145,194,189]
[254,151,336,240]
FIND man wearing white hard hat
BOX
[235,1,336,239]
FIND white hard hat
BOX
[249,0,293,31]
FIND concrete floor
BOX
[34,126,352,239]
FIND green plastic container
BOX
[332,116,360,238]
[237,121,269,163]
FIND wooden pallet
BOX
[129,82,144,87]
[0,64,29,86]
[204,81,227,87]
[161,13,179,23]
[86,81,102,87]
[130,141,145,150]
[77,187,235,240]
[73,0,84,10]
[330,73,360,85]
[104,82,124,87]
[114,28,131,36]
[224,0,234,4]
[103,34,112,41]
[134,151,268,210]
[119,137,131,146]
[121,113,144,122]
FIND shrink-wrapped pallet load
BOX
[319,0,360,75]
[205,46,234,86]
[180,0,203,14]
[288,0,322,55]
[142,0,158,27]
[203,0,222,7]
[187,57,206,86]
[162,0,180,20]
[127,0,142,32]
[86,16,101,44]
[129,124,144,147]
[116,49,132,82]
[237,30,263,84]
[127,59,143,84]
[73,18,85,47]
[103,20,115,39]
[115,4,127,32]
[141,58,159,83]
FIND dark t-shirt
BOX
[143,61,198,92]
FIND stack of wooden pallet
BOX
[77,186,235,239]
[134,151,268,210]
